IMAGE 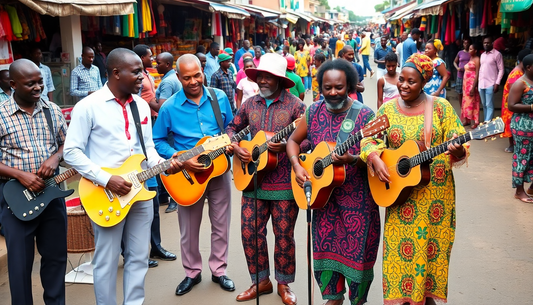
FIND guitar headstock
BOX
[203,134,232,150]
[471,117,504,140]
[362,115,390,137]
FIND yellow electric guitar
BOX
[79,134,231,227]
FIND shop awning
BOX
[281,13,300,24]
[232,3,279,18]
[389,2,418,20]
[500,0,533,12]
[19,0,135,16]
[413,0,449,16]
[205,1,250,19]
[290,11,313,22]
[384,1,416,18]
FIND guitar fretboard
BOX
[207,126,250,160]
[409,133,471,167]
[136,145,206,183]
[52,168,78,185]
[258,121,297,155]
[321,130,364,168]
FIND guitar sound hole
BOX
[197,155,212,168]
[251,147,260,162]
[397,158,411,176]
[313,160,324,177]
[247,162,257,175]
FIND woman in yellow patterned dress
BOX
[361,54,469,305]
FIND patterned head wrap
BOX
[403,53,434,83]
[431,39,444,52]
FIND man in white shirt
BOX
[396,32,408,71]
[63,48,181,305]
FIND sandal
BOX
[504,146,514,153]
[514,194,533,203]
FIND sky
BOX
[327,0,383,16]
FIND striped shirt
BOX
[39,63,55,101]
[0,97,67,180]
[70,64,103,99]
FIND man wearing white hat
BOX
[226,53,310,305]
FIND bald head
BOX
[176,54,201,75]
[10,58,40,81]
[106,48,139,75]
[155,52,174,74]
[9,58,43,105]
[195,52,207,69]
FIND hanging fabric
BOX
[148,0,157,36]
[211,12,222,36]
[5,5,22,40]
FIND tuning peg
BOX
[491,137,496,141]
[484,138,488,142]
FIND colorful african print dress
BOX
[502,67,524,138]
[511,79,533,188]
[360,97,469,305]
[461,60,481,124]
[307,100,380,305]
[423,58,446,98]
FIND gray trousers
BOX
[91,200,153,305]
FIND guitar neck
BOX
[410,133,471,167]
[259,122,297,155]
[137,144,207,183]
[207,126,251,160]
[52,168,78,185]
[321,130,364,167]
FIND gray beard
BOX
[259,83,279,98]
[325,97,347,110]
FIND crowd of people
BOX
[0,23,532,305]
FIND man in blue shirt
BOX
[204,42,220,86]
[30,47,55,102]
[339,45,365,103]
[70,46,103,100]
[234,40,253,71]
[402,28,422,66]
[154,52,182,112]
[153,54,235,296]
[374,36,393,79]
[0,70,11,103]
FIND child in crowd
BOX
[312,53,326,102]
[377,52,400,108]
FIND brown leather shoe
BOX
[236,278,273,302]
[278,284,297,305]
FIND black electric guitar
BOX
[3,168,78,221]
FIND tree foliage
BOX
[319,0,330,9]
[374,0,391,12]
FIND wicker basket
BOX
[66,204,95,253]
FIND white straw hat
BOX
[245,53,295,88]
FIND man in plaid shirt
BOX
[211,52,237,114]
[0,59,68,304]
[70,46,103,100]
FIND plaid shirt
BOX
[0,97,67,180]
[0,87,10,103]
[70,64,103,99]
[39,63,55,101]
[226,90,310,197]
[210,68,236,114]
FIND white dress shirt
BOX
[63,84,164,187]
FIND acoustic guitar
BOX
[3,168,78,221]
[161,127,250,206]
[233,119,300,191]
[368,118,504,207]
[79,134,231,227]
[291,115,390,209]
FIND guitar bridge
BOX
[23,189,35,201]
[103,188,115,202]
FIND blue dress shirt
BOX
[153,86,234,159]
[204,53,219,87]
[155,70,182,101]
[402,37,418,66]
[39,63,55,101]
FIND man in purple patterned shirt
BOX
[226,53,310,305]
